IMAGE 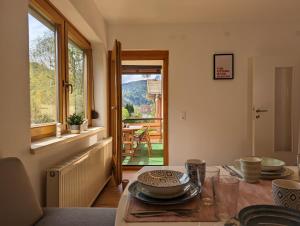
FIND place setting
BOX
[124,159,241,223]
[221,156,300,225]
[226,156,294,182]
[125,167,212,222]
[123,157,300,225]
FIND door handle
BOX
[256,109,268,113]
[111,106,117,110]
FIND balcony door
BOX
[121,51,169,169]
[109,49,169,173]
[109,40,122,184]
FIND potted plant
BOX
[67,113,84,134]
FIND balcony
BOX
[122,118,164,166]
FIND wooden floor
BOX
[92,170,137,208]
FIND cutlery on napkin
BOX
[130,209,198,217]
[222,165,243,179]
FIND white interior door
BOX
[252,56,300,165]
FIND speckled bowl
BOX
[137,170,190,198]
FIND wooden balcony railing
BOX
[123,118,163,141]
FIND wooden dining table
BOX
[114,165,299,226]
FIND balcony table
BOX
[122,126,144,155]
[115,165,299,226]
[122,125,144,132]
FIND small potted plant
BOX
[67,113,84,134]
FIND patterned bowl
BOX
[137,170,190,198]
[272,179,300,210]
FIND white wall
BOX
[92,42,108,128]
[108,23,300,165]
[0,0,108,205]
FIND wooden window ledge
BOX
[30,127,105,154]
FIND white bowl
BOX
[262,157,285,171]
[272,179,300,210]
[137,170,190,198]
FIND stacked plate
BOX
[128,170,200,205]
[260,157,293,179]
[233,157,293,180]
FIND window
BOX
[29,0,92,141]
[68,40,86,117]
[29,10,57,126]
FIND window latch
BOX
[63,81,73,94]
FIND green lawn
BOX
[122,143,164,166]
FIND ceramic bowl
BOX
[235,157,262,183]
[137,182,191,199]
[261,157,285,171]
[272,179,300,210]
[137,170,190,198]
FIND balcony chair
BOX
[0,157,116,226]
[122,129,135,157]
[134,127,152,157]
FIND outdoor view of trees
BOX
[68,41,85,117]
[122,75,161,120]
[29,13,57,125]
[29,12,86,126]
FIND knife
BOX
[222,165,243,179]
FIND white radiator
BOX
[46,137,112,207]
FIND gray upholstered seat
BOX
[35,208,116,226]
[0,157,116,226]
[0,157,43,226]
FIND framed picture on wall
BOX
[213,53,234,80]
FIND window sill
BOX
[30,127,105,154]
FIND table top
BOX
[115,165,299,226]
[122,125,143,132]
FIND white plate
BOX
[261,168,283,175]
[261,167,294,179]
[232,165,293,180]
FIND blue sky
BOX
[28,14,52,47]
[122,74,161,84]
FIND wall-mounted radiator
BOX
[46,137,112,207]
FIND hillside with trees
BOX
[122,80,153,106]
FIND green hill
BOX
[122,80,153,106]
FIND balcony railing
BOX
[123,118,163,141]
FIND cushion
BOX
[34,208,116,226]
[0,157,43,226]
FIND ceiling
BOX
[93,0,300,25]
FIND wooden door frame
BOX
[108,50,169,170]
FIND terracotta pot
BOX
[70,125,80,134]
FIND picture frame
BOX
[213,53,234,80]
